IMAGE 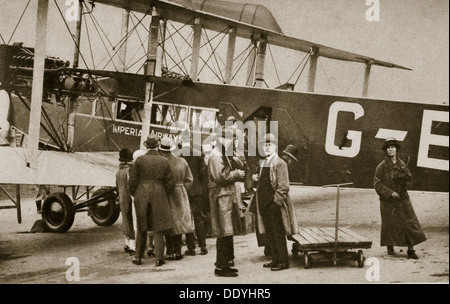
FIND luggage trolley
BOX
[291,182,372,268]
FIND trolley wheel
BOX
[357,250,365,268]
[41,192,75,233]
[89,188,120,226]
[304,252,311,269]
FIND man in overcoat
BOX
[129,134,175,266]
[184,142,210,256]
[250,134,298,271]
[374,137,426,259]
[208,126,246,277]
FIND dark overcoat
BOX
[128,150,175,232]
[249,154,298,244]
[374,156,426,247]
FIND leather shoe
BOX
[271,262,289,271]
[215,268,238,277]
[166,254,176,261]
[263,261,277,268]
[132,257,142,265]
[155,259,165,267]
[228,267,239,273]
[147,250,155,258]
[175,253,183,260]
[185,249,196,256]
[200,247,208,255]
[407,250,419,260]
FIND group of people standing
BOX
[115,125,301,277]
[116,126,427,277]
[116,134,210,267]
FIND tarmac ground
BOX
[0,185,448,285]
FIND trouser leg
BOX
[134,200,149,259]
[215,235,233,269]
[135,230,147,259]
[173,234,182,255]
[260,204,288,264]
[165,235,173,255]
[190,195,207,248]
[186,233,196,250]
[154,231,165,260]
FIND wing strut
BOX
[362,63,372,97]
[140,8,162,149]
[27,0,49,169]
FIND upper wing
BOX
[93,0,411,70]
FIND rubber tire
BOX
[89,188,120,226]
[41,192,75,233]
[304,252,311,269]
[357,250,365,268]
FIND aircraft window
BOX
[151,103,188,127]
[190,108,218,131]
[117,100,143,122]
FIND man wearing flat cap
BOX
[207,126,246,277]
[250,134,298,271]
[374,137,426,259]
[129,134,175,266]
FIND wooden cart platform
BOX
[291,227,372,268]
[290,182,373,269]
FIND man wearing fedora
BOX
[159,136,195,261]
[207,126,246,277]
[116,148,136,255]
[374,137,426,259]
[129,134,175,266]
[250,134,298,271]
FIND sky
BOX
[1,0,448,105]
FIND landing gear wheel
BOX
[304,252,311,269]
[89,188,120,226]
[41,192,75,233]
[357,250,365,268]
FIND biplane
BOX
[0,0,448,232]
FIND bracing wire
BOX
[267,43,281,87]
[319,59,336,94]
[7,0,31,45]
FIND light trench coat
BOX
[164,154,195,235]
[207,148,246,238]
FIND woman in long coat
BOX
[374,138,426,259]
[159,137,195,260]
